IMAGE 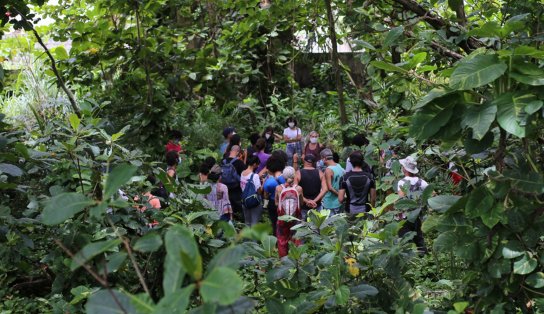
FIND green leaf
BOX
[100,252,127,276]
[466,186,494,218]
[513,254,537,275]
[70,239,122,271]
[480,203,504,228]
[454,301,469,312]
[370,60,408,73]
[0,163,23,177]
[526,272,544,288]
[335,285,350,305]
[155,284,195,314]
[495,92,541,138]
[410,103,454,140]
[468,21,501,38]
[55,46,69,59]
[261,235,277,258]
[510,72,544,86]
[200,267,243,306]
[407,52,427,69]
[503,14,529,34]
[165,225,202,281]
[461,102,497,140]
[134,232,162,253]
[86,289,137,314]
[502,240,524,259]
[206,246,245,273]
[464,131,494,154]
[498,46,544,58]
[42,193,95,225]
[502,170,544,194]
[383,26,404,47]
[353,39,375,50]
[427,195,462,213]
[350,284,378,299]
[104,164,138,199]
[68,113,80,131]
[450,54,507,90]
[414,87,456,109]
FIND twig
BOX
[11,7,81,118]
[108,219,151,296]
[54,240,128,314]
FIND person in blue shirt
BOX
[263,155,286,236]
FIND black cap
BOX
[304,153,316,163]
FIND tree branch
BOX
[388,0,483,53]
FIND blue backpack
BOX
[221,159,241,188]
[242,173,261,209]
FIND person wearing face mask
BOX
[301,131,323,163]
[283,117,303,170]
[262,126,281,154]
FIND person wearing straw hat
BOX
[396,156,428,254]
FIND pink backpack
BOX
[278,184,301,217]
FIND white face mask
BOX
[310,137,318,144]
[265,134,271,139]
[288,122,295,128]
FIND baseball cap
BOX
[304,153,316,163]
[320,148,333,159]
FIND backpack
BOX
[242,173,261,209]
[278,184,301,217]
[221,159,241,188]
[399,178,424,222]
[345,173,372,214]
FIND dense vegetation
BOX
[1,0,544,312]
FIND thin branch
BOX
[11,7,81,118]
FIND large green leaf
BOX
[427,195,462,213]
[86,289,137,314]
[461,102,497,140]
[414,87,456,110]
[502,240,525,259]
[134,232,163,253]
[104,164,138,199]
[350,284,378,299]
[0,163,23,177]
[335,285,350,305]
[155,284,194,314]
[526,272,544,288]
[510,63,544,86]
[450,54,507,90]
[383,26,404,47]
[513,254,537,275]
[165,225,202,281]
[70,239,122,271]
[410,103,454,140]
[261,235,277,258]
[42,193,95,225]
[498,46,544,58]
[370,61,408,73]
[480,203,504,228]
[495,92,542,138]
[502,170,544,194]
[200,267,243,306]
[464,131,494,154]
[206,246,245,273]
[466,186,494,218]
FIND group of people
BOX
[189,118,430,257]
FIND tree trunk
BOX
[324,0,348,125]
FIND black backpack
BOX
[221,159,241,188]
[345,172,372,213]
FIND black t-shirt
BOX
[341,170,375,213]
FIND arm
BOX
[397,181,406,198]
[314,171,328,202]
[297,186,304,211]
[294,171,301,185]
[275,185,281,206]
[369,188,376,208]
[325,168,338,196]
[338,188,345,204]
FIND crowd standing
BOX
[141,118,449,257]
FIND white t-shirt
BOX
[283,127,301,140]
[240,172,261,191]
[396,176,428,192]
